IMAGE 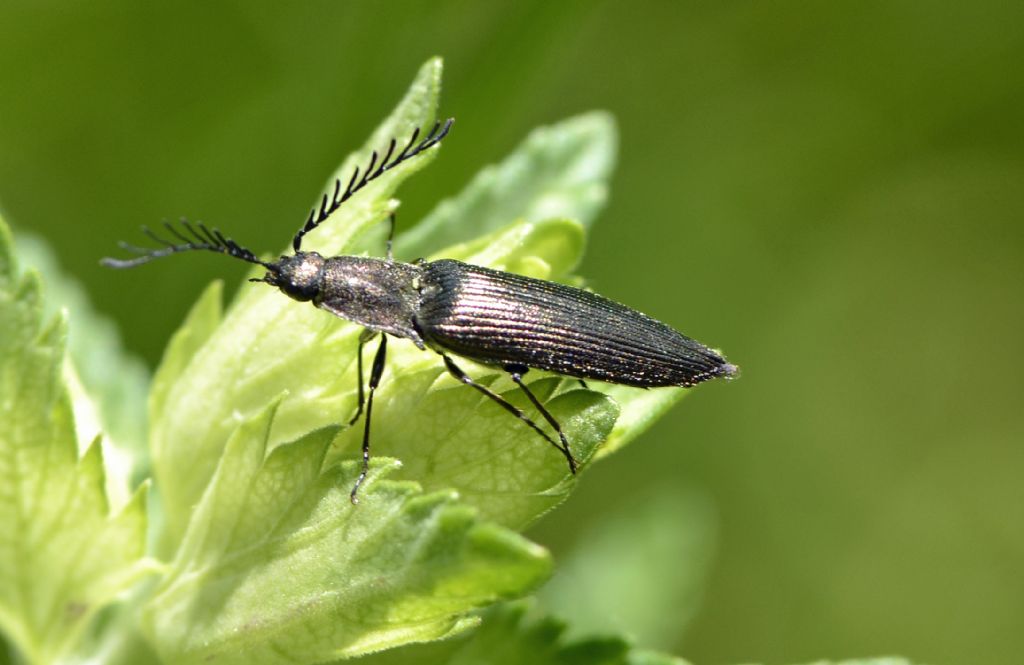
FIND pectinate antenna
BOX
[292,118,454,252]
[101,219,270,269]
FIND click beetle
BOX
[103,118,737,501]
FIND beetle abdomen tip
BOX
[721,362,740,379]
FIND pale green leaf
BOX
[396,112,617,259]
[14,230,151,505]
[305,56,445,257]
[354,601,692,665]
[149,59,447,552]
[434,216,586,280]
[148,279,223,427]
[143,403,550,664]
[140,58,724,662]
[0,217,150,665]
[326,218,618,528]
[331,371,618,528]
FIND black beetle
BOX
[103,119,737,501]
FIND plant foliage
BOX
[0,59,917,665]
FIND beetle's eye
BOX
[282,279,311,301]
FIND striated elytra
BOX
[103,118,737,501]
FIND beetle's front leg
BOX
[350,332,388,504]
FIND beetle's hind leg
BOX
[441,354,578,474]
[350,332,388,504]
[505,365,578,474]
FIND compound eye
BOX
[284,278,317,302]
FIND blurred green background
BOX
[1,2,1021,664]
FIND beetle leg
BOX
[506,366,578,474]
[347,328,379,426]
[350,333,388,504]
[441,354,576,473]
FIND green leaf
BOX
[143,402,550,664]
[354,601,691,665]
[304,56,445,257]
[328,218,618,528]
[333,370,618,528]
[149,59,447,552]
[396,112,617,259]
[14,230,151,505]
[148,279,223,428]
[538,488,716,649]
[142,58,718,661]
[149,64,688,546]
[393,108,698,467]
[0,216,150,665]
[434,216,586,280]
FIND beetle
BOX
[103,118,737,501]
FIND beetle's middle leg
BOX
[441,354,577,474]
[505,365,578,474]
[347,328,379,426]
[350,332,388,504]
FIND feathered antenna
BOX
[101,219,269,269]
[101,119,453,269]
[292,118,454,251]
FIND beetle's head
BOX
[261,251,326,302]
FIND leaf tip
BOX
[422,54,444,73]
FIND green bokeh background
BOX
[1,3,1021,665]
